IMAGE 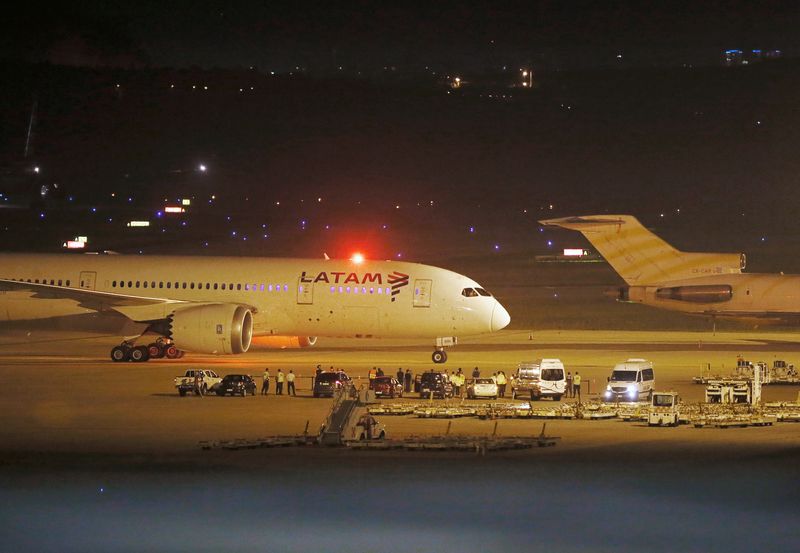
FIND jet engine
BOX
[250,336,318,349]
[168,304,253,354]
[655,285,733,303]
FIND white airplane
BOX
[0,253,510,362]
[540,214,800,324]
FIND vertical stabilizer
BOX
[539,215,744,285]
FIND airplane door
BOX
[413,279,432,308]
[79,271,97,290]
[297,279,313,304]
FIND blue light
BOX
[156,211,163,218]
[547,240,553,247]
[493,244,500,251]
[469,226,475,233]
[90,207,97,213]
[39,212,45,219]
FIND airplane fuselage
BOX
[0,254,509,340]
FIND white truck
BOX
[604,359,655,402]
[648,392,680,427]
[512,359,567,401]
[174,369,222,396]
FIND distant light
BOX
[198,164,207,172]
[493,244,500,251]
[39,212,45,219]
[547,240,553,247]
[64,240,85,249]
[90,207,97,213]
[155,211,163,218]
[317,197,322,202]
[563,248,584,257]
[351,252,365,264]
[469,226,475,233]
[181,198,191,206]
[33,166,40,174]
[127,221,150,227]
[164,206,185,214]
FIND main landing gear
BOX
[432,337,457,364]
[110,337,184,362]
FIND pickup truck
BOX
[174,369,222,396]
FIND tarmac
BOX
[1,328,798,553]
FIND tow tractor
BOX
[648,392,681,427]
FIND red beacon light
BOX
[350,252,365,264]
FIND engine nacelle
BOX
[250,336,318,349]
[655,285,733,303]
[169,304,253,354]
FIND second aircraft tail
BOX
[539,215,745,285]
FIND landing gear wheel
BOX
[110,345,129,362]
[130,346,150,362]
[164,345,180,359]
[147,343,164,358]
[432,350,447,364]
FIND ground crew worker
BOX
[472,367,480,379]
[573,371,582,401]
[193,370,204,398]
[262,368,271,395]
[404,369,412,393]
[397,367,404,382]
[566,371,573,398]
[286,369,296,396]
[276,369,285,395]
[368,367,377,389]
[496,371,507,398]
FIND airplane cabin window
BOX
[112,281,117,287]
[143,282,148,288]
[237,284,242,290]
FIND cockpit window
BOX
[462,288,479,297]
[475,288,491,297]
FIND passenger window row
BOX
[10,278,70,287]
[111,280,289,292]
[327,285,391,295]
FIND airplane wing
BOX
[0,278,255,322]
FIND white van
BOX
[604,359,655,402]
[512,358,567,401]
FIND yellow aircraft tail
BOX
[539,215,745,285]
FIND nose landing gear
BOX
[432,337,457,364]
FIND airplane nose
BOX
[491,301,511,331]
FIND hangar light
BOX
[64,241,85,249]
[164,206,185,214]
[127,221,150,227]
[181,199,191,206]
[563,248,585,257]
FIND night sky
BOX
[3,2,800,70]
[3,2,800,262]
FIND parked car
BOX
[313,371,351,398]
[466,377,498,400]
[174,369,222,396]
[372,376,403,398]
[215,374,257,396]
[419,371,453,399]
